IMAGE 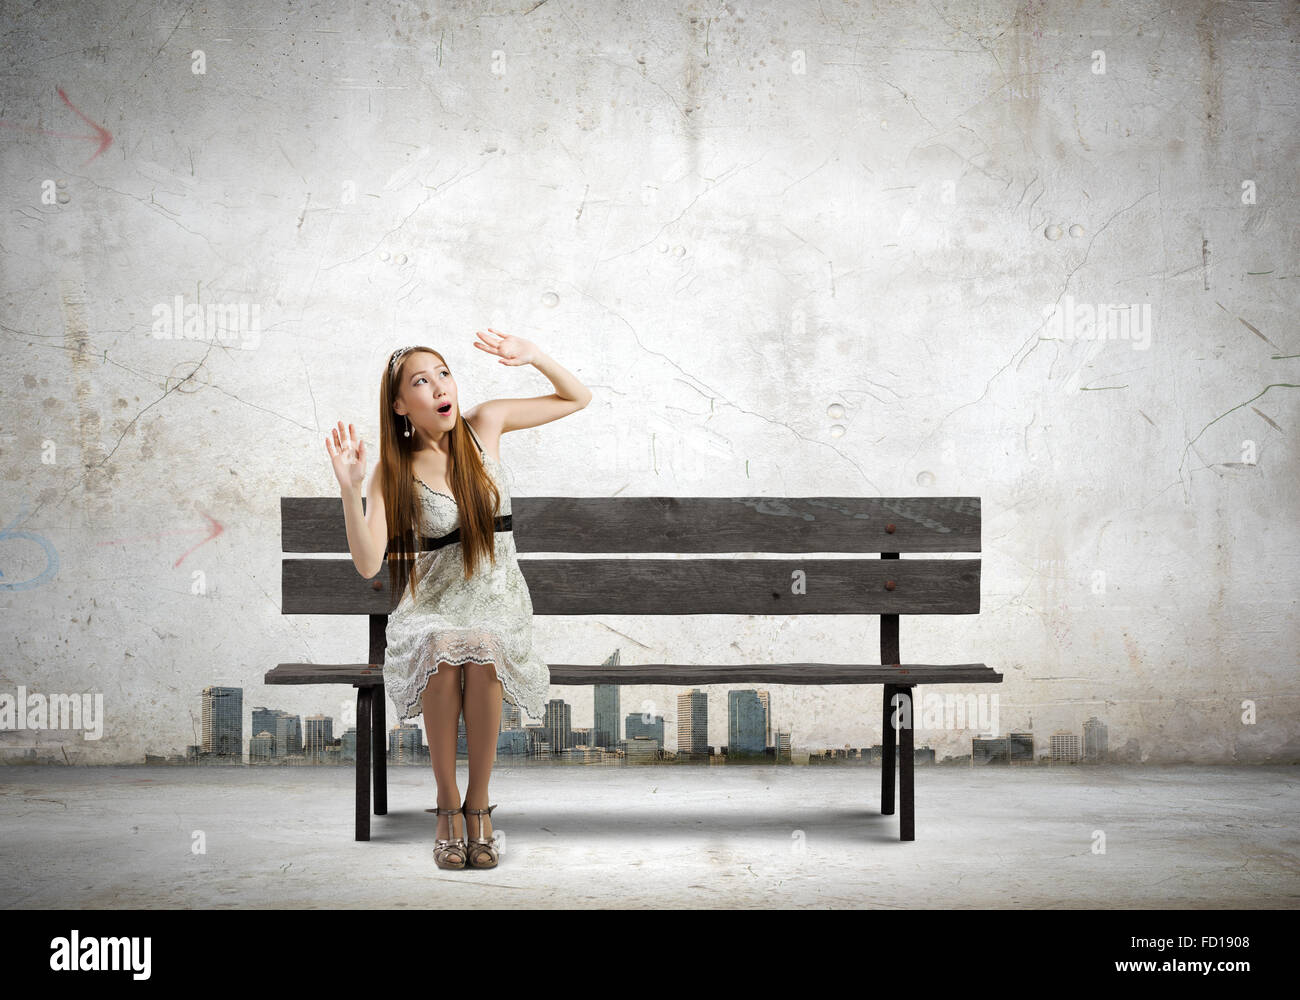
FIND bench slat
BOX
[281,496,981,554]
[545,662,1001,685]
[266,663,385,686]
[281,557,981,615]
[266,661,1000,686]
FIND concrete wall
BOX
[1,0,1297,764]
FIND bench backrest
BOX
[281,496,981,623]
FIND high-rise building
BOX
[676,689,708,759]
[201,686,242,760]
[304,715,333,760]
[774,730,791,760]
[1083,717,1108,760]
[593,678,621,749]
[1050,730,1081,763]
[756,690,771,748]
[1009,731,1034,762]
[544,699,573,752]
[389,723,423,764]
[626,711,664,749]
[276,713,303,756]
[727,689,766,757]
[501,700,522,732]
[251,707,281,755]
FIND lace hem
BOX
[390,628,542,722]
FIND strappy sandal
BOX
[432,805,468,870]
[461,800,499,869]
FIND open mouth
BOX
[437,403,452,414]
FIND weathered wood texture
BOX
[281,496,982,554]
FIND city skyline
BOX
[153,685,1135,770]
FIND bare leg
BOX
[420,661,464,844]
[462,661,503,845]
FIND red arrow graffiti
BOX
[0,87,113,165]
[172,510,225,568]
[96,510,225,568]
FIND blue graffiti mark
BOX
[0,501,60,590]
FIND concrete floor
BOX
[2,764,1297,908]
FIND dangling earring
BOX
[403,415,411,438]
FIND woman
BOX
[326,328,592,870]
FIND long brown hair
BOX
[379,346,502,600]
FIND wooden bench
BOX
[268,495,999,842]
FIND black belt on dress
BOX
[418,514,512,552]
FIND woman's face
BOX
[395,351,457,437]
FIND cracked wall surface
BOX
[0,0,1297,764]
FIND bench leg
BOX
[899,685,915,842]
[371,685,387,816]
[356,686,372,841]
[881,684,896,815]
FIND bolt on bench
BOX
[268,495,999,842]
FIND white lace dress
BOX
[383,422,551,722]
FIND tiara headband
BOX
[388,346,417,373]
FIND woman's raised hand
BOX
[474,327,537,366]
[325,421,367,493]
